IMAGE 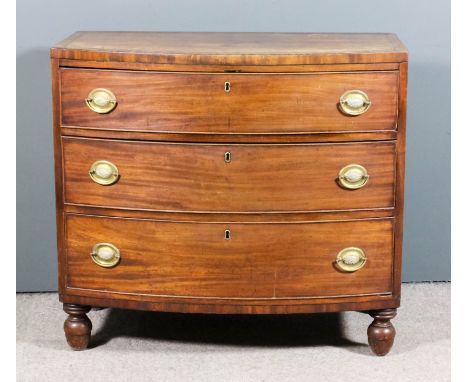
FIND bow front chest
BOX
[51,32,408,355]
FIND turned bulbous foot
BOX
[367,308,397,356]
[63,303,92,350]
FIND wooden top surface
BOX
[51,32,407,65]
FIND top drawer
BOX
[60,69,399,135]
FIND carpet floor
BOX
[17,282,450,382]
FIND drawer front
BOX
[63,138,396,212]
[65,215,394,299]
[60,68,398,134]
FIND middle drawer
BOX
[63,137,396,213]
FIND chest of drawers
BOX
[51,32,408,355]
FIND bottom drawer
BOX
[65,215,394,299]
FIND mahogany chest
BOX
[50,32,408,355]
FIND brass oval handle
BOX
[85,88,117,114]
[90,243,121,268]
[338,164,369,190]
[336,247,367,272]
[89,160,120,186]
[339,90,371,116]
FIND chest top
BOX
[51,32,408,66]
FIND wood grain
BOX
[367,308,397,355]
[59,59,400,73]
[63,204,394,223]
[65,214,394,299]
[51,58,66,296]
[51,32,408,65]
[60,69,399,134]
[63,303,92,350]
[60,291,399,315]
[391,62,408,302]
[60,126,398,144]
[62,138,396,213]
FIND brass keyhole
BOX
[224,81,231,92]
[224,152,231,163]
[224,229,231,240]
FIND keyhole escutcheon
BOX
[225,229,231,240]
[224,81,231,92]
[224,152,231,163]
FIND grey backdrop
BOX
[17,0,450,291]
